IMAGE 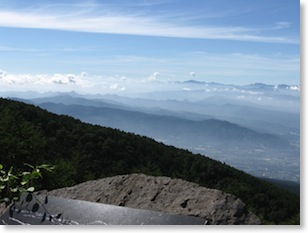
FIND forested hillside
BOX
[0,98,300,224]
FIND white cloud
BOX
[273,22,292,30]
[148,72,160,81]
[0,71,90,89]
[80,72,88,78]
[289,85,300,91]
[50,74,70,85]
[0,70,7,79]
[236,95,246,100]
[120,76,128,81]
[109,83,119,90]
[0,6,299,44]
[190,72,196,77]
[0,70,133,94]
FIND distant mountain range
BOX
[35,100,290,151]
[175,80,300,90]
[1,81,300,182]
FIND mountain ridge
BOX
[0,98,300,224]
[34,100,291,150]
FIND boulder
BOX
[46,173,261,225]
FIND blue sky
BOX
[0,0,300,93]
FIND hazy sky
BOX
[0,0,300,93]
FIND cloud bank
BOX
[0,67,300,98]
[0,50,300,94]
[0,70,161,94]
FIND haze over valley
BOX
[1,79,300,182]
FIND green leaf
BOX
[10,187,19,192]
[24,163,34,169]
[31,203,40,212]
[22,171,31,176]
[0,177,9,182]
[12,196,20,202]
[27,187,35,192]
[38,164,55,173]
[8,174,18,180]
[8,166,13,175]
[18,187,26,193]
[21,180,28,186]
[22,173,31,184]
[0,164,3,170]
[30,170,41,179]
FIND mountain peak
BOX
[182,80,205,84]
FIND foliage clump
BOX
[0,163,54,206]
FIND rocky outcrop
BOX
[46,173,260,225]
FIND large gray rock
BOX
[46,173,260,225]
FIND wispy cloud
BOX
[273,21,292,30]
[0,4,299,44]
[0,45,43,52]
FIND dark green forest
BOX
[0,98,300,224]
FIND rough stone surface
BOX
[46,173,260,225]
[0,203,9,216]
